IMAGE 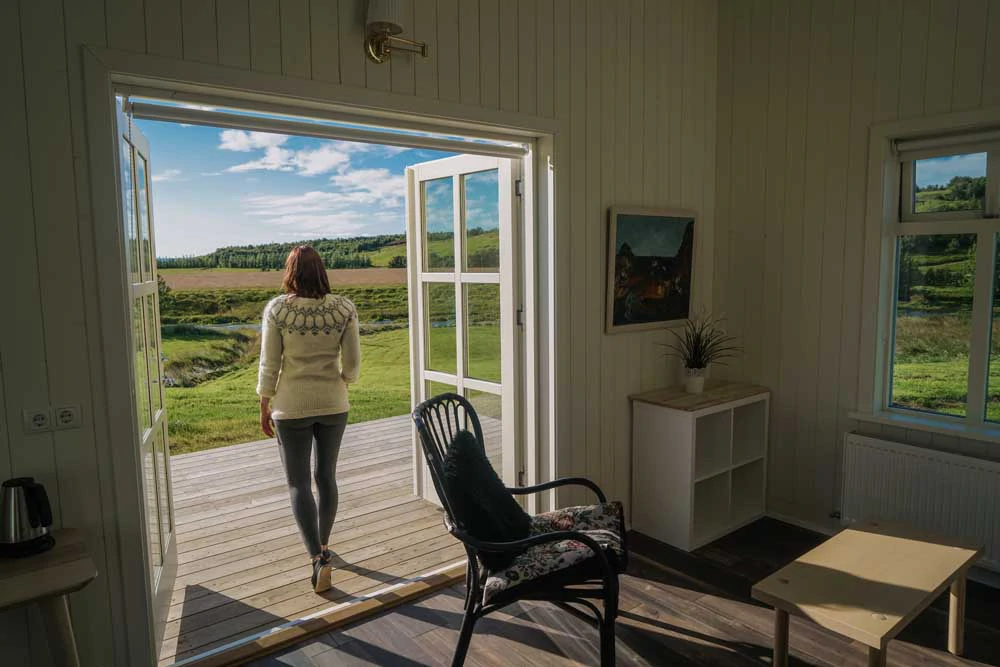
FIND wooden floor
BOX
[248,518,1000,667]
[161,415,477,666]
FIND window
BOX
[884,136,999,427]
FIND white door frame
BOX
[406,155,523,500]
[81,47,558,665]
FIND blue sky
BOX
[135,119,467,257]
[915,152,986,189]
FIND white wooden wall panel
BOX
[498,0,517,114]
[280,0,312,78]
[389,0,414,95]
[338,0,366,88]
[217,0,252,70]
[716,0,1000,529]
[951,0,989,112]
[145,0,183,59]
[412,0,436,97]
[182,0,220,64]
[0,7,34,662]
[478,0,499,109]
[3,0,719,662]
[249,0,282,74]
[106,0,147,53]
[310,0,340,83]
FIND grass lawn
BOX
[163,325,501,454]
[363,230,500,268]
[890,312,1000,422]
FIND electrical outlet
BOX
[22,408,52,433]
[54,405,82,430]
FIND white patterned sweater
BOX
[256,294,362,420]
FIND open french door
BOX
[118,102,177,649]
[406,155,522,498]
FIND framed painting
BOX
[606,206,695,333]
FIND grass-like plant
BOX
[661,315,741,370]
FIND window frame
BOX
[859,110,1000,438]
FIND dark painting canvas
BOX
[606,208,694,333]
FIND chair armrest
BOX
[506,477,607,504]
[448,527,616,578]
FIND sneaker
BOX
[311,553,333,593]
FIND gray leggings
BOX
[274,412,348,557]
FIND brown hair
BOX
[282,246,331,299]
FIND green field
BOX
[157,229,500,271]
[889,215,1000,420]
[161,324,500,453]
[364,231,500,268]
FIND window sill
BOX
[849,410,1000,445]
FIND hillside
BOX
[158,228,500,271]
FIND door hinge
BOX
[517,471,526,486]
[516,306,524,327]
[514,179,523,197]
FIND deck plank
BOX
[160,415,461,665]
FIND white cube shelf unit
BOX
[630,382,770,551]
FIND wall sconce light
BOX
[366,0,428,64]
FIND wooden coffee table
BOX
[752,521,981,667]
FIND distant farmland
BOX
[160,267,406,290]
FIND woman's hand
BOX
[260,398,275,437]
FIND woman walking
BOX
[257,245,361,593]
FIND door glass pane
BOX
[891,234,976,417]
[143,435,162,571]
[121,141,139,283]
[465,283,501,383]
[132,298,152,433]
[423,177,455,272]
[427,381,455,401]
[467,389,502,475]
[462,170,500,272]
[425,283,457,375]
[135,154,153,281]
[156,423,172,538]
[912,152,987,215]
[145,295,162,414]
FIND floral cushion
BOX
[481,502,625,603]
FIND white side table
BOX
[0,528,98,667]
[630,381,770,551]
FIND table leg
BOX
[37,595,80,667]
[949,575,966,656]
[773,608,789,667]
[867,646,886,667]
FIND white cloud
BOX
[219,129,289,152]
[226,146,295,172]
[222,136,353,176]
[151,168,183,182]
[329,168,404,205]
[292,143,351,176]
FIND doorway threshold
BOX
[170,560,465,667]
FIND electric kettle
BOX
[0,477,55,557]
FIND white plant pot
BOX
[684,367,706,394]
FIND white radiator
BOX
[842,433,1000,572]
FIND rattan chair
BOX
[412,392,628,666]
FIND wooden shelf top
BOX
[630,381,770,411]
[0,528,97,610]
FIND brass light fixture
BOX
[365,0,428,64]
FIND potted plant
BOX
[661,315,741,394]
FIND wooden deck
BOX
[160,415,467,666]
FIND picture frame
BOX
[605,206,696,334]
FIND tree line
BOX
[158,235,407,270]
